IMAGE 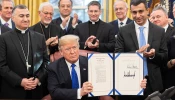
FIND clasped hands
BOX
[46,36,58,46]
[85,35,99,49]
[21,77,40,90]
[137,44,155,58]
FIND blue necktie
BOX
[71,64,79,89]
[139,27,148,76]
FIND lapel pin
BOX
[83,68,86,70]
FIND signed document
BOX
[88,53,144,97]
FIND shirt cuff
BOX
[60,24,66,30]
[72,23,78,29]
[77,88,82,99]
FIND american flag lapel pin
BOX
[83,68,86,70]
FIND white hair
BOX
[113,0,128,9]
[39,2,53,11]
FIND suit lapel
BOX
[148,22,154,51]
[130,22,139,49]
[115,20,119,30]
[166,25,174,40]
[61,58,72,88]
[10,31,26,65]
[29,30,36,69]
[12,21,15,30]
[79,56,88,86]
[67,17,73,32]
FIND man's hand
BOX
[80,82,93,96]
[143,48,155,58]
[140,78,147,89]
[62,16,70,28]
[21,78,37,90]
[46,37,58,46]
[72,13,78,26]
[50,36,58,46]
[85,36,99,49]
[137,44,150,53]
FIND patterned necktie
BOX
[4,23,9,27]
[120,22,124,27]
[139,27,148,76]
[71,64,79,89]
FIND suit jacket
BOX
[115,21,168,92]
[0,19,15,30]
[47,56,98,100]
[0,29,49,99]
[0,25,11,34]
[74,20,115,52]
[30,22,63,54]
[165,25,174,43]
[165,33,175,89]
[52,17,82,35]
[109,18,132,34]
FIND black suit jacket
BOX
[115,21,168,92]
[30,22,63,54]
[47,56,98,100]
[0,29,49,99]
[74,20,115,52]
[52,17,82,35]
[109,18,132,34]
[0,19,15,30]
[0,25,11,34]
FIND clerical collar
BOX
[15,27,29,34]
[40,22,49,28]
[89,19,100,24]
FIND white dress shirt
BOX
[118,17,128,27]
[134,20,149,48]
[0,17,13,29]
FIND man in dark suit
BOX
[74,1,115,52]
[0,0,15,29]
[115,0,168,100]
[30,2,63,55]
[51,0,82,35]
[0,5,49,99]
[0,24,11,34]
[47,35,98,100]
[150,6,174,42]
[109,0,132,36]
[151,6,175,99]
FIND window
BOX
[49,0,107,22]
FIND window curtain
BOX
[108,0,132,22]
[13,0,48,26]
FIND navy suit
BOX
[0,20,15,30]
[47,56,98,100]
[52,17,82,35]
[109,18,132,35]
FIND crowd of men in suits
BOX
[0,0,175,99]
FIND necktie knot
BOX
[71,64,76,68]
[4,23,9,27]
[139,27,144,32]
[120,22,123,25]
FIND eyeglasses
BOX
[42,11,53,16]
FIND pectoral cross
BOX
[26,61,31,71]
